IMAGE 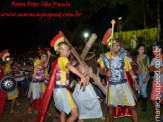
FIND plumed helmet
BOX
[0,49,12,63]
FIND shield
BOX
[0,76,17,93]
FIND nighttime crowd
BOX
[0,31,162,122]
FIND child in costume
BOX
[27,49,51,114]
[149,42,163,121]
[37,32,86,122]
[73,52,104,122]
[0,50,20,115]
[98,36,139,122]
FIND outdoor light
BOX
[84,32,89,38]
[118,17,122,20]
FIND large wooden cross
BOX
[61,31,106,95]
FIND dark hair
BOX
[85,52,97,74]
[38,51,48,59]
[153,42,163,49]
[126,48,132,52]
[137,44,145,50]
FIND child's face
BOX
[40,55,47,63]
[152,46,162,56]
[61,46,71,57]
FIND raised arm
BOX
[43,51,51,68]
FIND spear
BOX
[105,19,116,122]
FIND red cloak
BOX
[0,68,6,118]
[37,59,58,122]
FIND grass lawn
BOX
[84,81,161,122]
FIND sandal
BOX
[28,108,32,114]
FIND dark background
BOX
[0,0,162,55]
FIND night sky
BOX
[0,0,162,55]
[0,0,99,54]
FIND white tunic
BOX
[73,83,103,119]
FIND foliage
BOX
[61,0,159,48]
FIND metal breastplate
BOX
[101,52,126,83]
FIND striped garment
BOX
[136,54,150,74]
[53,57,76,114]
[14,71,25,81]
[98,52,137,107]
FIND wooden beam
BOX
[62,32,106,95]
[80,34,97,60]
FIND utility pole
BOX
[157,0,161,42]
[143,0,147,47]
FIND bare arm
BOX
[150,66,159,72]
[128,69,137,83]
[67,63,86,87]
[43,51,51,68]
[128,69,139,90]
[67,63,84,78]
[99,67,112,77]
[150,66,163,74]
[46,63,50,71]
[83,67,92,77]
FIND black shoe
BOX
[142,97,147,112]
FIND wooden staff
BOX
[61,31,106,95]
[105,19,116,122]
[80,33,97,60]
